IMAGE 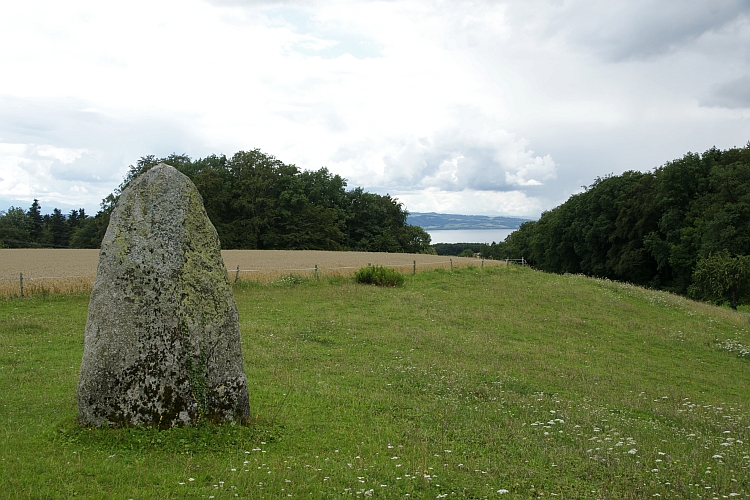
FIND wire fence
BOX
[0,256,523,298]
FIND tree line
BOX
[432,243,482,257]
[0,149,433,254]
[0,200,92,249]
[481,144,750,308]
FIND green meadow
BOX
[1,265,749,499]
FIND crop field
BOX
[1,266,750,498]
[0,248,494,298]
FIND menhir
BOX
[77,163,250,428]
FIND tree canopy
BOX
[481,143,750,306]
[0,149,432,254]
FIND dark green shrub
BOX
[354,265,404,287]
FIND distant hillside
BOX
[407,212,531,230]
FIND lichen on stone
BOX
[77,164,250,428]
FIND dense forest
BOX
[481,144,750,307]
[0,149,432,254]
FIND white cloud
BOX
[394,188,545,218]
[0,143,113,207]
[0,0,749,217]
[349,123,557,193]
[36,145,88,164]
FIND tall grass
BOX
[1,266,749,498]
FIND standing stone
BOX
[77,164,250,428]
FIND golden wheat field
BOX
[0,249,501,297]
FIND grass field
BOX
[1,265,750,498]
[0,249,491,297]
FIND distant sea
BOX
[427,229,515,244]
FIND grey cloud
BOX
[0,96,209,212]
[205,0,750,62]
[532,0,750,61]
[412,144,509,192]
[373,124,557,195]
[199,0,324,10]
[701,75,750,108]
[273,101,349,133]
[48,152,112,183]
[203,0,306,4]
[293,36,383,60]
[1,96,108,145]
[0,96,202,170]
[202,0,384,58]
[200,0,397,6]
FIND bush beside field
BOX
[354,265,405,286]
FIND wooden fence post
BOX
[450,259,453,272]
[413,260,416,275]
[235,265,240,283]
[19,272,23,297]
[314,264,318,280]
[481,258,484,268]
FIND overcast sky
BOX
[1,0,749,218]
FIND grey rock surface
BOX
[77,164,250,428]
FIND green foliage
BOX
[689,250,750,309]
[488,143,750,305]
[186,348,210,422]
[1,149,430,253]
[354,264,405,286]
[0,201,93,248]
[171,150,422,252]
[0,206,32,248]
[68,212,109,249]
[433,242,482,256]
[397,224,433,254]
[27,198,44,241]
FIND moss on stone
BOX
[77,164,250,429]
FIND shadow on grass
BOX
[51,415,283,455]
